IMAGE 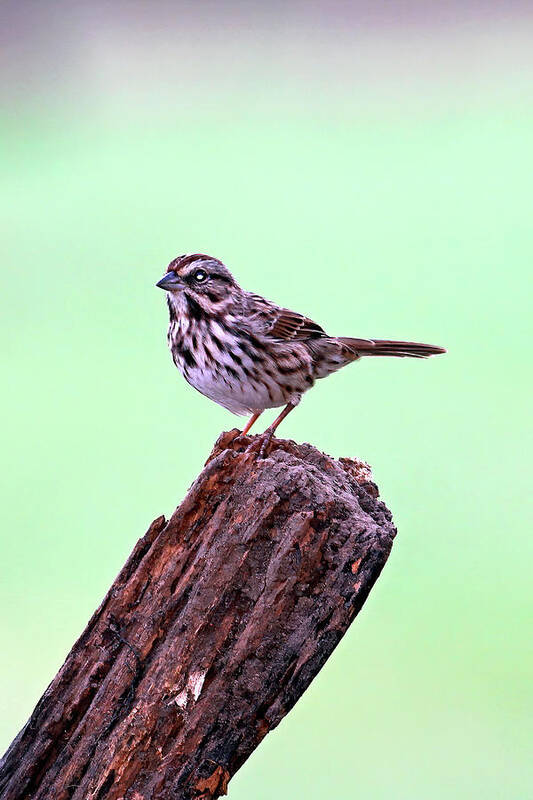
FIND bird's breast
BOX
[166,315,315,414]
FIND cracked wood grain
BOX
[0,430,396,800]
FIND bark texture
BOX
[0,430,396,800]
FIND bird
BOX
[156,254,445,455]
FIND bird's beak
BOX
[156,270,184,290]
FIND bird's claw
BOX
[259,433,274,458]
[225,428,243,445]
[245,430,274,459]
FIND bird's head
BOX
[156,254,240,315]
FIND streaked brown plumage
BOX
[156,254,445,454]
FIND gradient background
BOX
[1,2,532,797]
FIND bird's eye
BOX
[193,269,208,283]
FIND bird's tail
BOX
[339,337,446,359]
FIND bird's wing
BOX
[248,295,327,341]
[268,309,327,341]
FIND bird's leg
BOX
[251,402,297,458]
[242,411,262,436]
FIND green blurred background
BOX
[1,2,532,797]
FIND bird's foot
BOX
[246,428,275,458]
[224,428,243,445]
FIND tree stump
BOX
[0,430,396,800]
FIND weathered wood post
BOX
[0,431,396,800]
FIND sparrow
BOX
[157,254,445,454]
